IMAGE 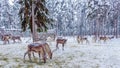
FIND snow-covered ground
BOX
[0,36,120,68]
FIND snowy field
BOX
[0,36,120,68]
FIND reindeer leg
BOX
[80,40,81,44]
[56,43,59,49]
[86,40,87,44]
[8,40,9,44]
[42,52,46,63]
[38,52,41,63]
[104,39,106,43]
[14,40,16,43]
[13,39,15,43]
[19,38,22,42]
[28,52,32,62]
[62,44,64,51]
[5,40,6,44]
[3,41,5,44]
[23,51,28,63]
[41,47,46,63]
[32,52,35,60]
[81,40,83,44]
[3,39,6,44]
[77,39,80,43]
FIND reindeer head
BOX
[50,52,53,59]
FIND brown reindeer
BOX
[11,35,21,43]
[24,43,47,63]
[1,34,11,44]
[24,43,55,63]
[98,36,109,43]
[56,38,67,50]
[77,36,89,44]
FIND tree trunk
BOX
[32,0,37,42]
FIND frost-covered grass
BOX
[0,37,120,68]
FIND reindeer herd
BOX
[24,36,67,63]
[0,33,115,64]
[77,35,114,44]
[0,33,21,44]
[23,35,115,64]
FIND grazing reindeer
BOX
[1,34,11,44]
[77,36,89,44]
[24,43,56,63]
[56,38,67,50]
[24,43,47,63]
[11,35,21,43]
[98,36,109,43]
[32,43,57,59]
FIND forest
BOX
[0,0,120,37]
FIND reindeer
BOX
[11,35,21,43]
[56,38,67,50]
[24,43,47,63]
[24,43,56,63]
[77,36,89,44]
[98,36,109,43]
[1,34,11,44]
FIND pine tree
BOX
[18,0,53,32]
[18,0,53,42]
